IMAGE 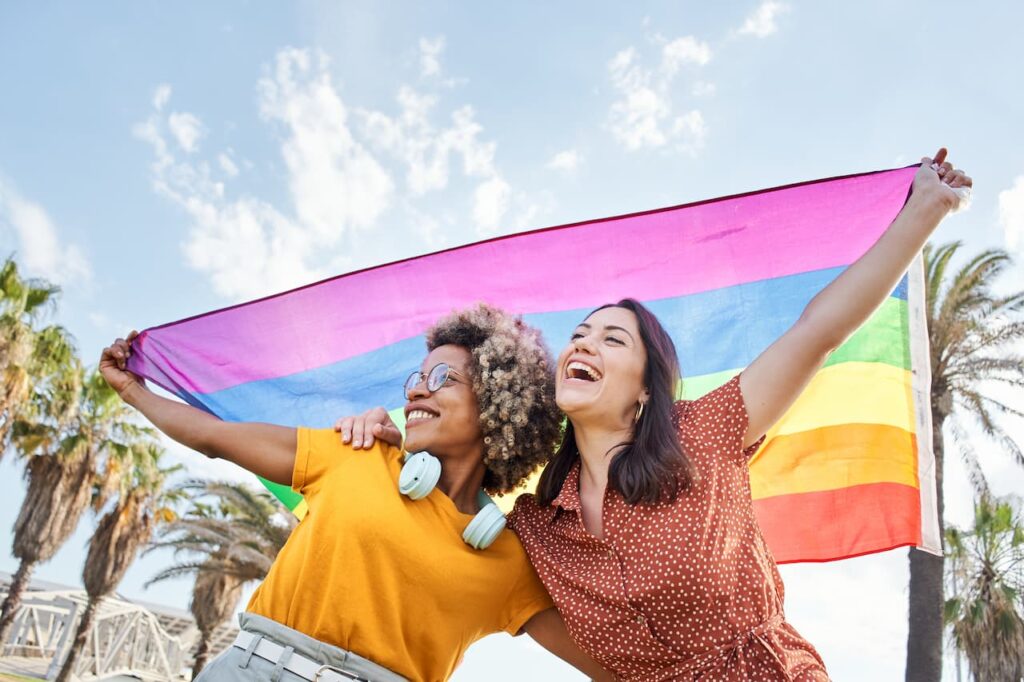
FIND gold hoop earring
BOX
[634,401,645,423]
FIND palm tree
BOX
[944,495,1024,681]
[0,369,155,645]
[0,257,69,454]
[0,359,82,645]
[54,444,181,682]
[907,242,1024,681]
[147,480,296,677]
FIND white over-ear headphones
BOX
[398,451,506,550]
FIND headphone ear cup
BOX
[462,500,507,550]
[398,452,441,500]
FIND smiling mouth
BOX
[565,361,602,382]
[406,409,439,422]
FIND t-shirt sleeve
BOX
[500,558,555,636]
[679,373,765,463]
[292,427,361,499]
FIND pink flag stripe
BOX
[132,166,916,395]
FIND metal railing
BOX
[1,589,188,680]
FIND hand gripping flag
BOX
[126,166,940,563]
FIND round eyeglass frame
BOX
[403,362,468,400]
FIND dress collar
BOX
[550,460,583,513]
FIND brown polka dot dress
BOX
[509,375,829,681]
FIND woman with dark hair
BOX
[347,151,970,679]
[505,151,970,680]
[99,304,610,682]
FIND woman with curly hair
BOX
[98,304,609,682]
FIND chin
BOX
[402,427,431,453]
[556,395,589,416]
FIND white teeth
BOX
[408,410,438,420]
[567,361,602,381]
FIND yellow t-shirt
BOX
[246,428,554,682]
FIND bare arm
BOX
[740,149,971,446]
[101,333,297,486]
[523,608,614,681]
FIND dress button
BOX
[636,614,646,624]
[607,549,615,558]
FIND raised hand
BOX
[915,147,972,212]
[99,331,146,397]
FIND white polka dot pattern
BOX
[510,375,830,681]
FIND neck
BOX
[571,417,633,492]
[434,451,487,514]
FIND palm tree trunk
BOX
[55,597,99,682]
[906,414,946,682]
[0,558,36,646]
[191,630,212,680]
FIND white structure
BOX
[0,572,237,681]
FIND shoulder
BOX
[507,493,554,536]
[675,374,745,428]
[298,427,403,469]
[675,373,763,461]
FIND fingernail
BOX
[353,440,361,447]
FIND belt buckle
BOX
[314,663,369,682]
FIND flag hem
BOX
[908,252,941,555]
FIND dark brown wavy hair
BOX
[537,298,697,506]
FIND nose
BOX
[405,374,431,400]
[572,334,597,354]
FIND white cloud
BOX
[134,85,323,300]
[473,176,511,233]
[998,175,1024,251]
[217,152,239,178]
[692,80,716,97]
[361,88,500,195]
[359,85,513,233]
[181,197,322,301]
[136,46,529,296]
[168,111,203,153]
[672,110,706,143]
[546,149,582,173]
[738,1,790,38]
[661,36,712,74]
[363,88,446,195]
[419,36,445,77]
[0,181,91,286]
[152,83,172,111]
[257,48,394,240]
[607,36,711,154]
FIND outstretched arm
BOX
[523,608,615,681]
[101,333,297,485]
[740,149,971,447]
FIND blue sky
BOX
[1,1,1023,679]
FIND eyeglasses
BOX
[403,362,468,400]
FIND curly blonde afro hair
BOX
[425,303,560,495]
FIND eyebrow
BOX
[575,322,635,342]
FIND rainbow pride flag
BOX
[127,166,940,563]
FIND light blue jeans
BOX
[194,612,406,682]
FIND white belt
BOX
[232,630,375,681]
